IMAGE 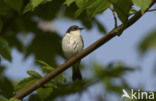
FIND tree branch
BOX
[13,1,156,100]
[147,8,156,12]
[109,8,118,28]
[108,0,128,18]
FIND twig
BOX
[108,0,128,18]
[109,8,118,28]
[147,8,156,12]
[130,8,156,16]
[13,1,156,100]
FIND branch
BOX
[13,1,156,100]
[108,0,128,18]
[109,8,118,28]
[147,8,156,12]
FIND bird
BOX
[62,25,84,81]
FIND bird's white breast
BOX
[62,31,83,59]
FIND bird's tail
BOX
[72,61,82,81]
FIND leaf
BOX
[36,60,54,73]
[93,62,135,79]
[112,0,132,23]
[0,37,11,61]
[0,65,5,74]
[9,98,21,101]
[3,33,23,52]
[64,0,75,6]
[48,80,92,100]
[28,94,41,101]
[87,0,110,18]
[0,18,3,32]
[0,96,8,101]
[132,0,153,13]
[43,81,57,88]
[64,3,94,29]
[75,0,110,18]
[23,0,53,13]
[15,77,38,92]
[4,0,23,13]
[37,87,53,101]
[138,29,156,54]
[27,70,42,79]
[54,74,66,83]
[33,0,63,20]
[94,19,106,33]
[23,0,44,13]
[0,77,14,98]
[75,0,95,17]
[0,0,12,16]
[25,31,62,67]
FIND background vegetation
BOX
[0,0,156,101]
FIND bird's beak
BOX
[79,27,84,30]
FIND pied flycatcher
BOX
[62,25,84,81]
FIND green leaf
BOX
[93,62,135,79]
[0,0,12,16]
[4,0,23,13]
[75,0,95,17]
[23,0,44,13]
[112,0,132,23]
[36,60,54,73]
[0,18,3,32]
[132,0,153,13]
[33,0,63,20]
[16,77,38,92]
[9,98,21,101]
[0,37,11,61]
[27,70,42,79]
[36,60,66,82]
[43,81,57,88]
[0,77,14,98]
[94,19,106,33]
[28,94,41,101]
[37,87,53,101]
[0,96,8,101]
[23,0,53,13]
[26,31,62,67]
[0,65,5,74]
[75,0,110,18]
[87,0,110,18]
[3,33,23,52]
[64,0,75,6]
[138,29,156,54]
[49,80,91,100]
[54,74,66,83]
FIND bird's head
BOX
[66,25,84,33]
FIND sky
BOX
[1,9,156,100]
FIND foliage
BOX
[138,29,156,55]
[93,62,135,94]
[16,60,65,92]
[0,75,14,98]
[132,0,153,13]
[0,0,155,100]
[0,37,11,61]
[0,96,21,101]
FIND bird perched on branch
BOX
[62,25,84,81]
